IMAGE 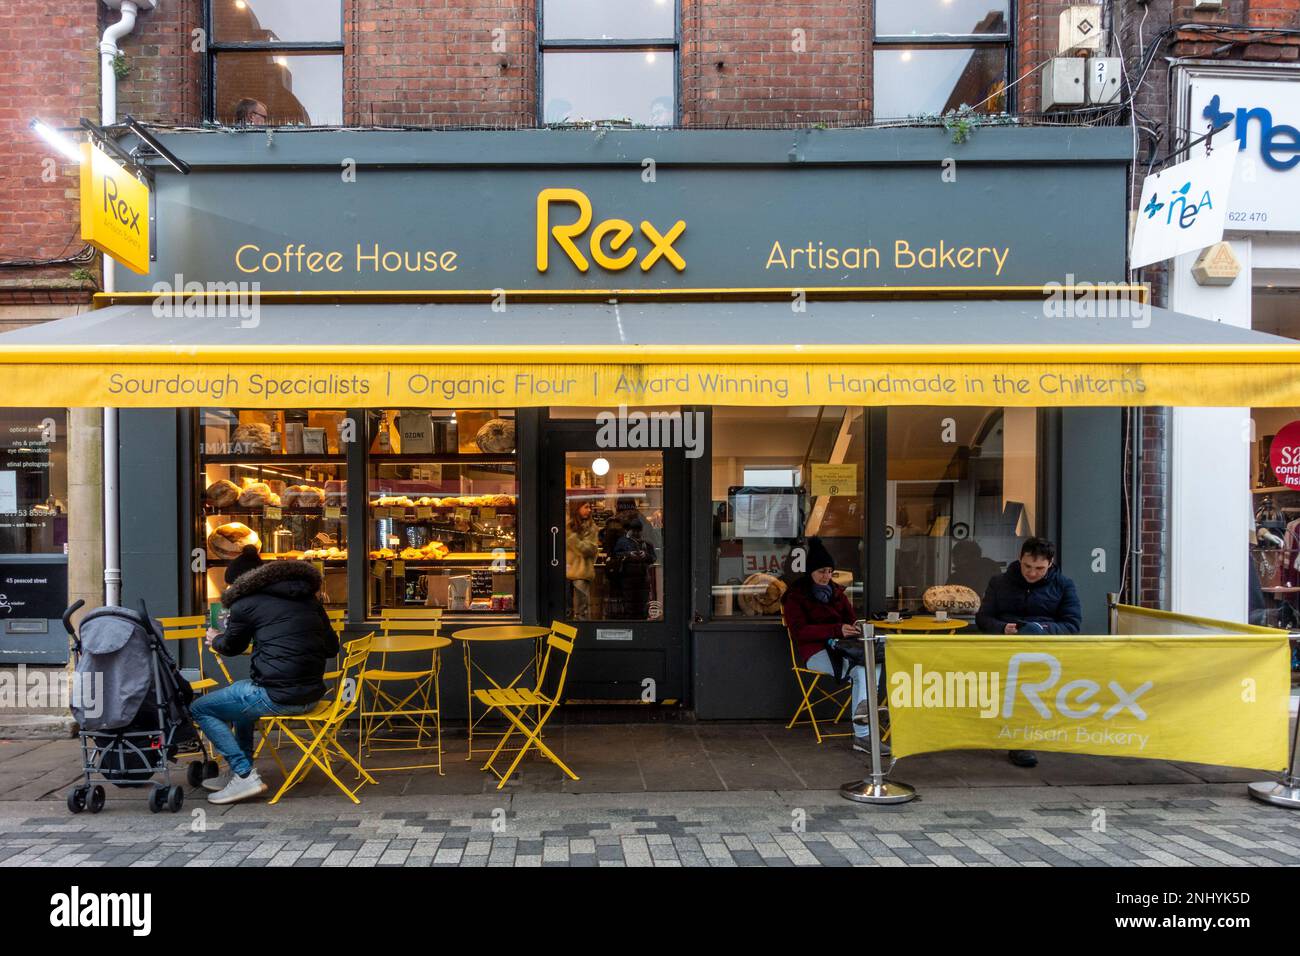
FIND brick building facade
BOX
[1,0,1296,613]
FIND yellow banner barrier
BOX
[2,359,1300,409]
[1114,602,1284,636]
[885,634,1291,769]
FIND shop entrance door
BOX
[542,422,687,705]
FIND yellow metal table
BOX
[451,625,552,760]
[870,616,971,635]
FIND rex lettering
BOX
[536,188,686,274]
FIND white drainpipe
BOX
[98,0,154,605]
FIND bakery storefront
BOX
[3,127,1299,718]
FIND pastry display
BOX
[231,422,273,453]
[237,482,280,507]
[474,418,515,454]
[282,484,325,507]
[324,480,347,508]
[207,522,260,560]
[922,585,981,615]
[204,479,240,508]
[738,573,787,616]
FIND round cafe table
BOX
[869,616,970,635]
[451,625,553,760]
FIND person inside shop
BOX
[975,536,1082,768]
[193,546,339,804]
[566,500,598,620]
[947,539,1004,593]
[233,98,269,125]
[598,516,626,617]
[612,514,657,619]
[781,537,883,756]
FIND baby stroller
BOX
[63,598,213,813]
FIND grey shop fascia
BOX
[104,126,1129,718]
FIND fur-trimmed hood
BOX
[221,559,323,607]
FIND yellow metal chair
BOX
[356,620,450,775]
[258,635,375,805]
[159,615,233,693]
[474,621,579,789]
[782,611,852,743]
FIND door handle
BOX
[550,526,560,567]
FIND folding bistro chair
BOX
[159,614,233,693]
[258,635,376,805]
[474,621,579,789]
[782,610,853,743]
[356,619,450,775]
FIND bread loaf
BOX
[207,522,260,560]
[474,418,515,454]
[204,479,240,509]
[922,585,981,615]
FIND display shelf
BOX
[368,453,515,464]
[372,552,516,562]
[207,556,348,565]
[1253,486,1300,494]
[200,453,347,464]
[203,506,346,516]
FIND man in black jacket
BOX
[193,559,340,804]
[976,537,1082,768]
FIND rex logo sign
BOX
[79,141,150,275]
[536,188,686,274]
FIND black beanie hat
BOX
[224,544,264,585]
[804,537,836,574]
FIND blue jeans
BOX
[190,680,314,777]
[805,650,882,740]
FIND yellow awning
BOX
[1,299,1297,408]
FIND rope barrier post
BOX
[1248,692,1300,809]
[840,620,916,805]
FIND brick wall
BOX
[0,1,100,303]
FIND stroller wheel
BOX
[203,759,221,780]
[148,785,167,813]
[88,785,106,814]
[66,787,87,814]
[186,760,205,788]
[167,786,185,813]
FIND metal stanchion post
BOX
[1248,691,1300,809]
[840,620,916,805]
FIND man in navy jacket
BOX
[976,536,1082,767]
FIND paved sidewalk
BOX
[1,723,1297,866]
[1,786,1298,867]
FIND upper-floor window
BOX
[872,0,1011,121]
[207,0,344,126]
[540,0,678,126]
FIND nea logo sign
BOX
[536,188,686,274]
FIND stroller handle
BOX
[62,599,85,636]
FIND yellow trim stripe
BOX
[4,343,1298,365]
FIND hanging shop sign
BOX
[885,633,1290,769]
[122,163,1126,293]
[79,141,150,275]
[1186,70,1300,232]
[1130,145,1237,270]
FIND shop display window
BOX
[0,409,68,556]
[367,409,518,616]
[886,407,1038,611]
[198,408,349,610]
[710,407,865,618]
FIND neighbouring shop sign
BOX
[1270,420,1300,490]
[123,163,1126,293]
[79,142,150,276]
[0,562,68,622]
[1130,146,1236,270]
[1187,72,1300,232]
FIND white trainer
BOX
[201,771,230,792]
[207,769,268,804]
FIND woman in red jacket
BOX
[781,538,882,754]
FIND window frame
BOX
[871,0,1017,117]
[203,0,346,125]
[537,0,682,127]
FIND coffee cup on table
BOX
[886,611,901,623]
[934,610,949,622]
